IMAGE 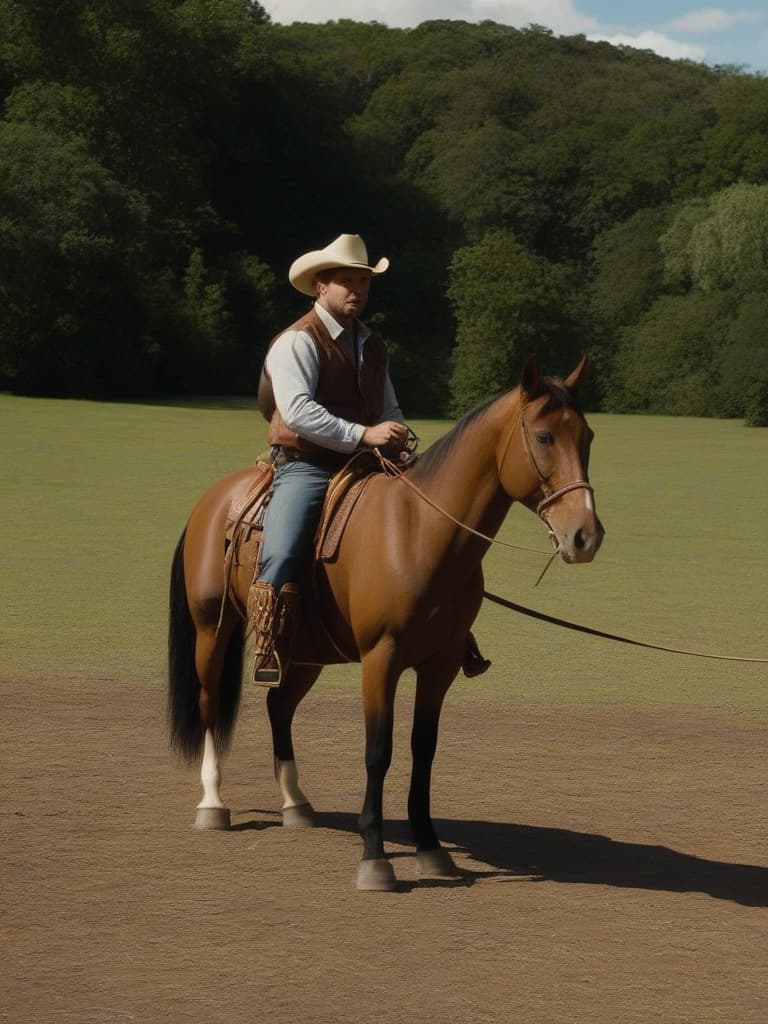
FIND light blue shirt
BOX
[265,302,403,453]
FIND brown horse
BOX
[168,356,604,890]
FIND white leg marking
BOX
[276,759,309,809]
[197,729,225,809]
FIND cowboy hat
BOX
[288,234,389,296]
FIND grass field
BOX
[1,393,766,709]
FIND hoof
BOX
[194,806,231,830]
[357,858,397,892]
[282,802,315,828]
[416,847,459,880]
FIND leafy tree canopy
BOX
[1,5,768,423]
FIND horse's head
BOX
[499,356,604,564]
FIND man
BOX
[249,233,489,685]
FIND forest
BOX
[1,0,767,423]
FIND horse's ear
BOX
[520,355,543,402]
[564,356,589,395]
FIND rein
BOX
[376,451,552,555]
[376,400,593,560]
[483,590,768,664]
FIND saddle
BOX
[316,450,380,562]
[222,450,382,621]
[222,460,275,620]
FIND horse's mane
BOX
[409,396,498,484]
[538,378,578,415]
[408,377,577,485]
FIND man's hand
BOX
[362,421,409,450]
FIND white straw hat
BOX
[288,234,389,296]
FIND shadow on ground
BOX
[279,810,768,906]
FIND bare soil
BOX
[3,676,766,1024]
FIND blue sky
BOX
[262,0,768,76]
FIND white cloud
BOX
[587,30,707,63]
[262,0,755,68]
[264,0,600,33]
[665,8,761,35]
[467,0,599,35]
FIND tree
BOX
[745,378,768,426]
[447,230,579,414]
[652,184,768,420]
[2,9,768,413]
[0,118,152,393]
[604,291,734,416]
[699,72,768,191]
[588,208,671,324]
[719,291,768,418]
[687,183,768,293]
[0,0,276,395]
[584,206,673,401]
[404,118,546,245]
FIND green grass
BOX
[1,394,766,710]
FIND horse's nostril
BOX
[574,528,586,550]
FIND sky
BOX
[261,1,768,76]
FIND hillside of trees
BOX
[1,1,767,423]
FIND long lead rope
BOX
[377,451,767,664]
[483,590,768,664]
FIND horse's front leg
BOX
[357,642,401,891]
[267,663,322,827]
[409,650,463,880]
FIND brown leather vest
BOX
[258,308,388,453]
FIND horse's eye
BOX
[535,430,553,445]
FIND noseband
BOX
[535,479,594,516]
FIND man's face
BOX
[316,268,372,324]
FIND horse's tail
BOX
[167,528,244,763]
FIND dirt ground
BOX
[3,675,766,1024]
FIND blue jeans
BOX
[259,460,333,591]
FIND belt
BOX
[273,446,348,471]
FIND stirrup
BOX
[245,581,300,688]
[253,650,282,688]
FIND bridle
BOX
[501,400,594,520]
[485,400,591,582]
[376,398,595,570]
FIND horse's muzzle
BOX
[557,514,604,563]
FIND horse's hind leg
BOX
[267,663,322,827]
[196,727,229,830]
[194,618,240,830]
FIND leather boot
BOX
[462,631,491,678]
[246,581,300,687]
